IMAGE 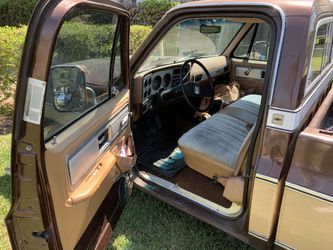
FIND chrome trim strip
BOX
[266,65,333,131]
[305,17,333,96]
[267,17,333,132]
[248,229,269,242]
[255,173,278,184]
[275,240,296,250]
[285,182,333,203]
[138,171,243,218]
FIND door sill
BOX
[135,171,242,218]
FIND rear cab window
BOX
[305,20,333,95]
[233,23,271,61]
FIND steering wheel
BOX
[180,59,214,112]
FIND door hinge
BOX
[32,230,50,242]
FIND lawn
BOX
[0,134,11,249]
[0,133,248,250]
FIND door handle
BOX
[244,67,252,76]
[120,116,129,128]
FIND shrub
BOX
[134,0,178,26]
[0,0,37,26]
[53,22,116,64]
[0,26,27,115]
[130,25,152,54]
[119,0,140,22]
[53,23,151,63]
[0,25,151,115]
[0,0,175,27]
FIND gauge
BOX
[152,76,162,90]
[163,73,172,87]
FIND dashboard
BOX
[142,67,188,114]
[138,56,231,115]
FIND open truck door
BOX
[5,0,136,249]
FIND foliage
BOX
[119,0,140,22]
[130,25,152,55]
[0,25,151,115]
[0,26,27,116]
[135,0,178,26]
[0,0,174,27]
[52,22,117,64]
[54,23,152,62]
[0,0,37,26]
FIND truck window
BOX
[305,21,333,94]
[233,23,271,61]
[44,9,122,140]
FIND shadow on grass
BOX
[109,189,250,250]
[0,116,12,135]
[0,174,11,202]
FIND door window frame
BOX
[6,1,131,249]
[44,8,126,141]
[232,23,271,62]
[304,17,333,97]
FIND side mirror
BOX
[50,65,95,112]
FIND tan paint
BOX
[249,176,279,240]
[230,58,267,93]
[276,186,333,250]
[44,90,132,249]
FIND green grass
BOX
[109,189,249,250]
[0,133,247,249]
[0,134,11,249]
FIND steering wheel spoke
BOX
[180,59,214,112]
[184,82,212,98]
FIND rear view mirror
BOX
[200,24,221,34]
[50,65,89,112]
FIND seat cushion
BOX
[178,94,261,180]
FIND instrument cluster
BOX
[143,69,175,99]
[142,67,186,113]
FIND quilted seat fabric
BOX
[178,94,261,179]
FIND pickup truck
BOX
[5,0,333,249]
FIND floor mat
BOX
[164,167,232,208]
[138,134,185,178]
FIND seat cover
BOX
[178,94,261,180]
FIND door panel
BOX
[6,1,132,249]
[276,87,333,249]
[45,91,131,249]
[230,58,267,93]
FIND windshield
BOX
[139,18,244,72]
